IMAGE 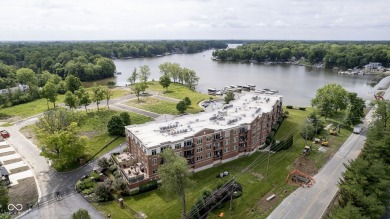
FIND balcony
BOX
[184,152,194,158]
[184,142,194,149]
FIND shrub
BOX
[233,191,242,199]
[109,165,117,173]
[97,157,110,170]
[95,180,114,202]
[286,105,293,109]
[139,180,158,193]
[72,209,91,219]
[299,107,306,111]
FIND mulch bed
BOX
[9,166,30,174]
[8,177,38,212]
[0,144,10,149]
[3,158,23,165]
[0,151,15,157]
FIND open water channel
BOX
[112,44,376,106]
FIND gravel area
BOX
[8,177,38,212]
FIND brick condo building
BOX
[112,92,283,190]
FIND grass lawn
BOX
[145,82,213,112]
[126,97,180,115]
[0,95,65,121]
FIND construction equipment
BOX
[321,138,329,147]
[329,128,338,136]
[374,94,384,100]
[302,146,311,155]
[286,169,315,185]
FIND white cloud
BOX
[0,0,389,40]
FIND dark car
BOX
[0,130,10,138]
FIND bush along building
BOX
[112,93,283,191]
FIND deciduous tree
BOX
[158,149,192,219]
[176,101,188,114]
[72,209,91,219]
[159,74,171,91]
[224,91,235,104]
[64,91,79,110]
[41,81,58,109]
[311,83,348,118]
[65,75,82,93]
[127,67,137,84]
[139,65,151,83]
[75,86,91,112]
[91,83,104,111]
[107,115,125,136]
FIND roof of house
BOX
[125,92,282,149]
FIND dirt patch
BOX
[80,130,100,139]
[0,151,15,157]
[292,156,318,175]
[19,126,39,146]
[249,190,279,217]
[3,158,23,165]
[0,144,10,149]
[250,172,265,181]
[8,177,38,212]
[9,166,30,174]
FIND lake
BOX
[112,45,376,106]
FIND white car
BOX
[353,125,362,134]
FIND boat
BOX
[207,88,217,95]
[265,91,275,95]
[230,85,236,88]
[242,85,250,91]
[247,84,256,90]
[115,72,122,75]
[254,89,264,94]
[270,89,278,93]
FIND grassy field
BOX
[94,107,355,219]
[126,97,180,115]
[0,87,130,122]
[145,82,212,112]
[0,95,65,121]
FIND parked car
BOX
[0,130,10,138]
[353,125,363,134]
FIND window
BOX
[206,152,212,158]
[196,156,203,161]
[196,146,203,153]
[225,139,230,145]
[175,143,181,149]
[233,145,238,151]
[233,137,238,143]
[206,135,212,141]
[197,137,203,144]
[184,140,192,146]
[152,149,157,155]
[224,148,230,153]
[206,144,212,150]
[152,168,158,174]
[152,158,157,165]
[234,129,238,135]
[225,130,230,137]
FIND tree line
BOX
[212,41,390,69]
[328,100,390,218]
[0,41,226,78]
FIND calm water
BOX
[113,45,375,106]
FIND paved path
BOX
[268,79,390,219]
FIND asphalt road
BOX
[268,81,390,219]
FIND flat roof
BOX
[125,92,282,149]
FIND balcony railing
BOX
[184,143,194,148]
[184,153,194,158]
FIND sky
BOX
[0,0,389,41]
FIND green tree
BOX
[159,74,171,91]
[37,70,54,87]
[158,149,192,219]
[127,67,137,85]
[311,83,349,118]
[39,122,88,169]
[0,213,12,219]
[224,91,235,104]
[91,83,104,111]
[107,115,125,136]
[16,68,37,86]
[183,97,191,107]
[120,112,131,125]
[102,87,111,109]
[71,209,91,219]
[133,82,147,101]
[41,81,58,109]
[139,65,151,83]
[182,68,199,90]
[0,180,9,215]
[36,109,75,134]
[65,75,82,93]
[97,157,110,169]
[64,91,79,110]
[95,180,113,202]
[75,86,91,112]
[344,92,365,126]
[372,100,390,128]
[176,101,188,114]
